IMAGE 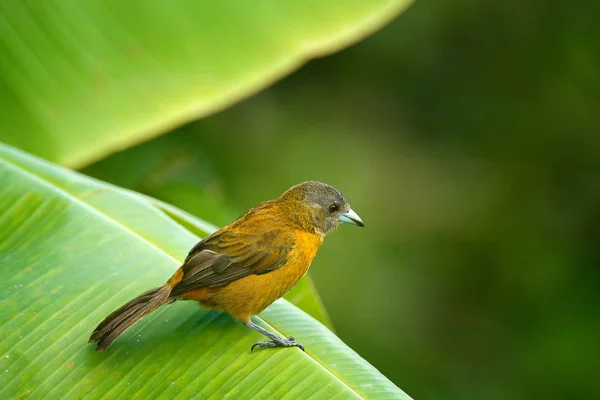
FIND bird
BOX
[89,181,364,352]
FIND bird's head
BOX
[280,181,364,235]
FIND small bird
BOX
[89,181,364,351]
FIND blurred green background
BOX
[82,1,600,399]
[5,0,599,398]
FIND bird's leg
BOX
[246,321,305,352]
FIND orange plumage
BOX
[89,181,363,351]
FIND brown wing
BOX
[170,228,295,296]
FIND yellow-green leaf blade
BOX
[0,0,413,167]
[0,143,411,399]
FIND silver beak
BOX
[339,208,364,227]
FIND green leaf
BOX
[0,0,413,168]
[0,144,411,399]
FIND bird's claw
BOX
[251,336,304,352]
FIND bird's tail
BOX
[89,284,172,351]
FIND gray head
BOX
[281,181,364,235]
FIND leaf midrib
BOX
[0,154,364,399]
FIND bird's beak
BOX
[339,208,364,227]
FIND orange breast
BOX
[197,230,323,323]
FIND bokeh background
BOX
[32,0,600,398]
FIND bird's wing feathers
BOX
[170,228,295,295]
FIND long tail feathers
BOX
[89,284,172,351]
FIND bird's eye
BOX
[328,203,339,213]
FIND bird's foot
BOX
[251,336,305,352]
